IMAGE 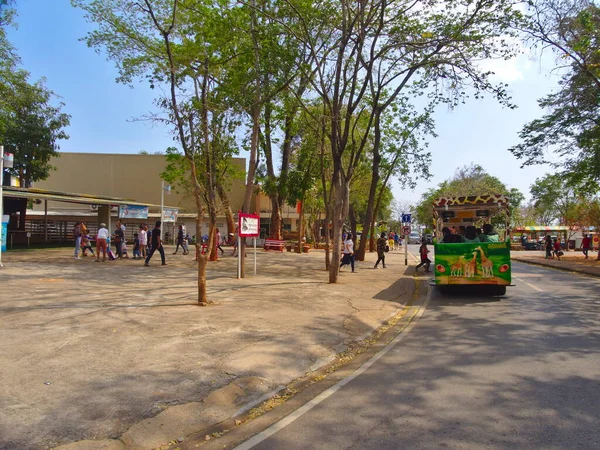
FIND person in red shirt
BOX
[553,238,562,260]
[581,233,591,259]
[416,242,431,273]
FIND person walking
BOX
[553,237,563,260]
[132,232,141,259]
[73,222,82,259]
[415,241,431,272]
[582,233,591,259]
[340,232,355,272]
[95,223,109,262]
[145,221,166,266]
[544,235,553,259]
[173,225,185,254]
[374,232,388,269]
[113,223,124,259]
[216,228,224,255]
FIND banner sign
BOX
[119,205,149,219]
[162,208,179,223]
[434,241,511,286]
[239,213,260,237]
[1,217,7,252]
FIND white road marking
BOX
[513,277,544,292]
[233,285,433,450]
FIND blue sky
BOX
[6,1,558,205]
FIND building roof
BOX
[3,186,160,208]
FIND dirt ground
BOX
[0,245,420,450]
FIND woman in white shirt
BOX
[340,232,355,272]
[95,223,109,262]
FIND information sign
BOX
[239,213,260,237]
[401,213,412,223]
[162,208,179,223]
[119,205,149,220]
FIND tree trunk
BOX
[349,204,358,244]
[328,166,349,283]
[269,198,282,239]
[355,109,382,261]
[296,200,304,252]
[216,182,235,239]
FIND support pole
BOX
[237,235,241,279]
[404,233,408,266]
[44,200,48,242]
[160,180,165,229]
[254,237,257,276]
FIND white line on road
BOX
[513,277,544,292]
[233,285,433,450]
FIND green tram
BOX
[432,194,511,296]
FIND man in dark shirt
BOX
[144,221,166,266]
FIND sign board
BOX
[119,205,149,220]
[402,225,411,235]
[162,208,179,223]
[401,213,412,223]
[3,152,13,168]
[1,215,8,252]
[239,213,260,237]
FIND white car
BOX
[407,232,421,244]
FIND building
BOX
[3,152,307,247]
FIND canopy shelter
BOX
[3,186,154,207]
[513,226,570,233]
[1,186,162,247]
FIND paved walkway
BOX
[0,245,424,450]
[511,249,600,278]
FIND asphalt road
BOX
[234,261,600,450]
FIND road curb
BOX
[511,257,600,278]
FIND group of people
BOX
[544,235,564,260]
[338,230,425,273]
[73,220,169,266]
[441,224,499,244]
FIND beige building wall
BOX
[32,153,247,214]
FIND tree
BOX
[75,0,246,303]
[3,77,70,189]
[510,1,600,190]
[415,164,513,228]
[1,3,70,229]
[288,0,524,283]
[530,173,585,244]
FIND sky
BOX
[6,1,560,207]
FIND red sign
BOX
[402,225,411,235]
[238,213,260,237]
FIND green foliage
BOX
[529,173,586,230]
[0,3,70,186]
[511,1,600,191]
[415,164,519,227]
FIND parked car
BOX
[407,232,421,244]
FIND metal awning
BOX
[3,186,158,207]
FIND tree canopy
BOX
[414,164,522,228]
[1,1,70,188]
[510,0,600,191]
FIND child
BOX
[133,232,141,259]
[416,242,431,273]
[81,234,94,257]
[182,233,190,255]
